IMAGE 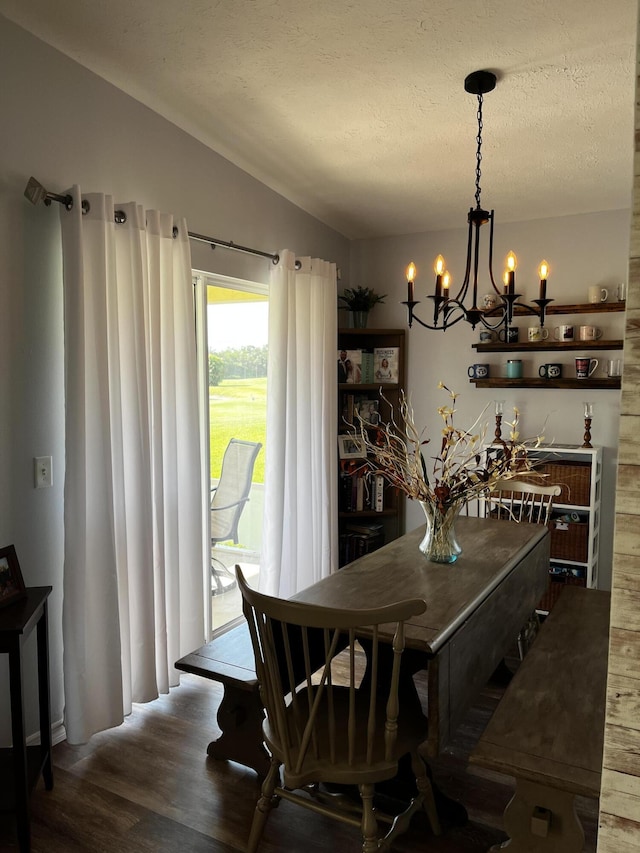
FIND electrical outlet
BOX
[34,456,53,489]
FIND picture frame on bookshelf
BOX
[337,349,362,384]
[355,398,380,425]
[338,434,367,459]
[374,347,399,383]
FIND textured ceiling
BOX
[2,0,637,239]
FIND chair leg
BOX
[517,611,540,660]
[247,759,280,853]
[411,752,442,836]
[358,782,379,853]
[211,554,237,597]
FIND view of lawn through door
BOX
[208,281,268,634]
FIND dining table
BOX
[292,515,550,760]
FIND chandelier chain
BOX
[475,93,483,210]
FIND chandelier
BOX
[403,70,552,332]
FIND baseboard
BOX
[26,718,66,747]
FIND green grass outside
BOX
[209,377,267,482]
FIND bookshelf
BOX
[337,328,406,567]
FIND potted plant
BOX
[338,286,386,328]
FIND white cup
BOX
[528,325,549,342]
[578,325,603,341]
[617,283,627,301]
[588,285,608,303]
[607,358,622,377]
[553,324,574,341]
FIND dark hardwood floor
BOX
[1,665,598,852]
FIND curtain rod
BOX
[23,176,300,268]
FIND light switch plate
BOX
[34,456,53,488]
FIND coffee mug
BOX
[528,326,549,342]
[575,357,598,379]
[498,326,519,343]
[588,285,608,303]
[482,293,498,310]
[607,358,622,377]
[539,363,563,379]
[554,325,574,341]
[468,363,489,379]
[478,330,497,343]
[505,359,523,379]
[578,325,603,341]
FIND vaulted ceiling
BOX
[2,0,637,239]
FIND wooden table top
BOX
[293,517,548,654]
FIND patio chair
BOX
[236,566,441,852]
[211,438,262,596]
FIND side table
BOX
[0,586,53,852]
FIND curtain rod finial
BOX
[24,176,47,205]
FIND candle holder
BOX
[494,400,505,443]
[582,401,594,448]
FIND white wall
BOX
[0,15,350,743]
[351,209,631,591]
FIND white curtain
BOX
[59,188,205,744]
[260,250,338,598]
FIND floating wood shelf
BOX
[472,340,624,353]
[469,377,621,390]
[482,301,626,317]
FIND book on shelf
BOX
[342,393,355,425]
[360,350,374,383]
[374,347,399,383]
[339,462,385,512]
[345,521,384,536]
[339,524,385,567]
[374,474,384,511]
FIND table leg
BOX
[207,684,271,778]
[9,638,30,852]
[490,778,585,852]
[37,602,53,790]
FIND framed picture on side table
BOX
[0,544,26,609]
[338,434,367,460]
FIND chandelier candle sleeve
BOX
[539,260,549,300]
[506,252,517,294]
[434,255,445,299]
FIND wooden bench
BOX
[470,586,610,852]
[175,623,270,777]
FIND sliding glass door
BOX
[195,271,268,636]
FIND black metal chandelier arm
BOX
[509,296,554,326]
[403,299,467,331]
[404,296,509,332]
[476,305,510,332]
